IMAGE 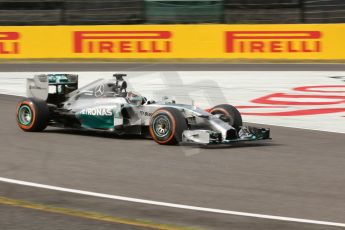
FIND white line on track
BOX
[0,177,344,228]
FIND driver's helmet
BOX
[126,91,144,105]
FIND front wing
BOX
[182,126,271,145]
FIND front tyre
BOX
[16,98,49,132]
[149,107,187,145]
[210,104,243,131]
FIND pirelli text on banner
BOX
[0,32,20,55]
[74,31,172,54]
[225,31,322,53]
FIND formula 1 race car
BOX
[16,73,270,145]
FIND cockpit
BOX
[71,74,147,105]
[126,91,146,105]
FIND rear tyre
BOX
[149,107,187,145]
[16,98,49,132]
[210,104,242,131]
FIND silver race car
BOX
[16,73,270,145]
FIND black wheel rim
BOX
[18,105,33,126]
[152,115,171,138]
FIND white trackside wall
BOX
[1,71,344,133]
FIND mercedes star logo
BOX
[94,84,105,97]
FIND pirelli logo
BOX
[0,32,20,54]
[225,31,322,53]
[74,31,172,53]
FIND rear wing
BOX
[27,74,78,102]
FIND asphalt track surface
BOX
[0,63,344,230]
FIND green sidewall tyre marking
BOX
[18,105,33,126]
